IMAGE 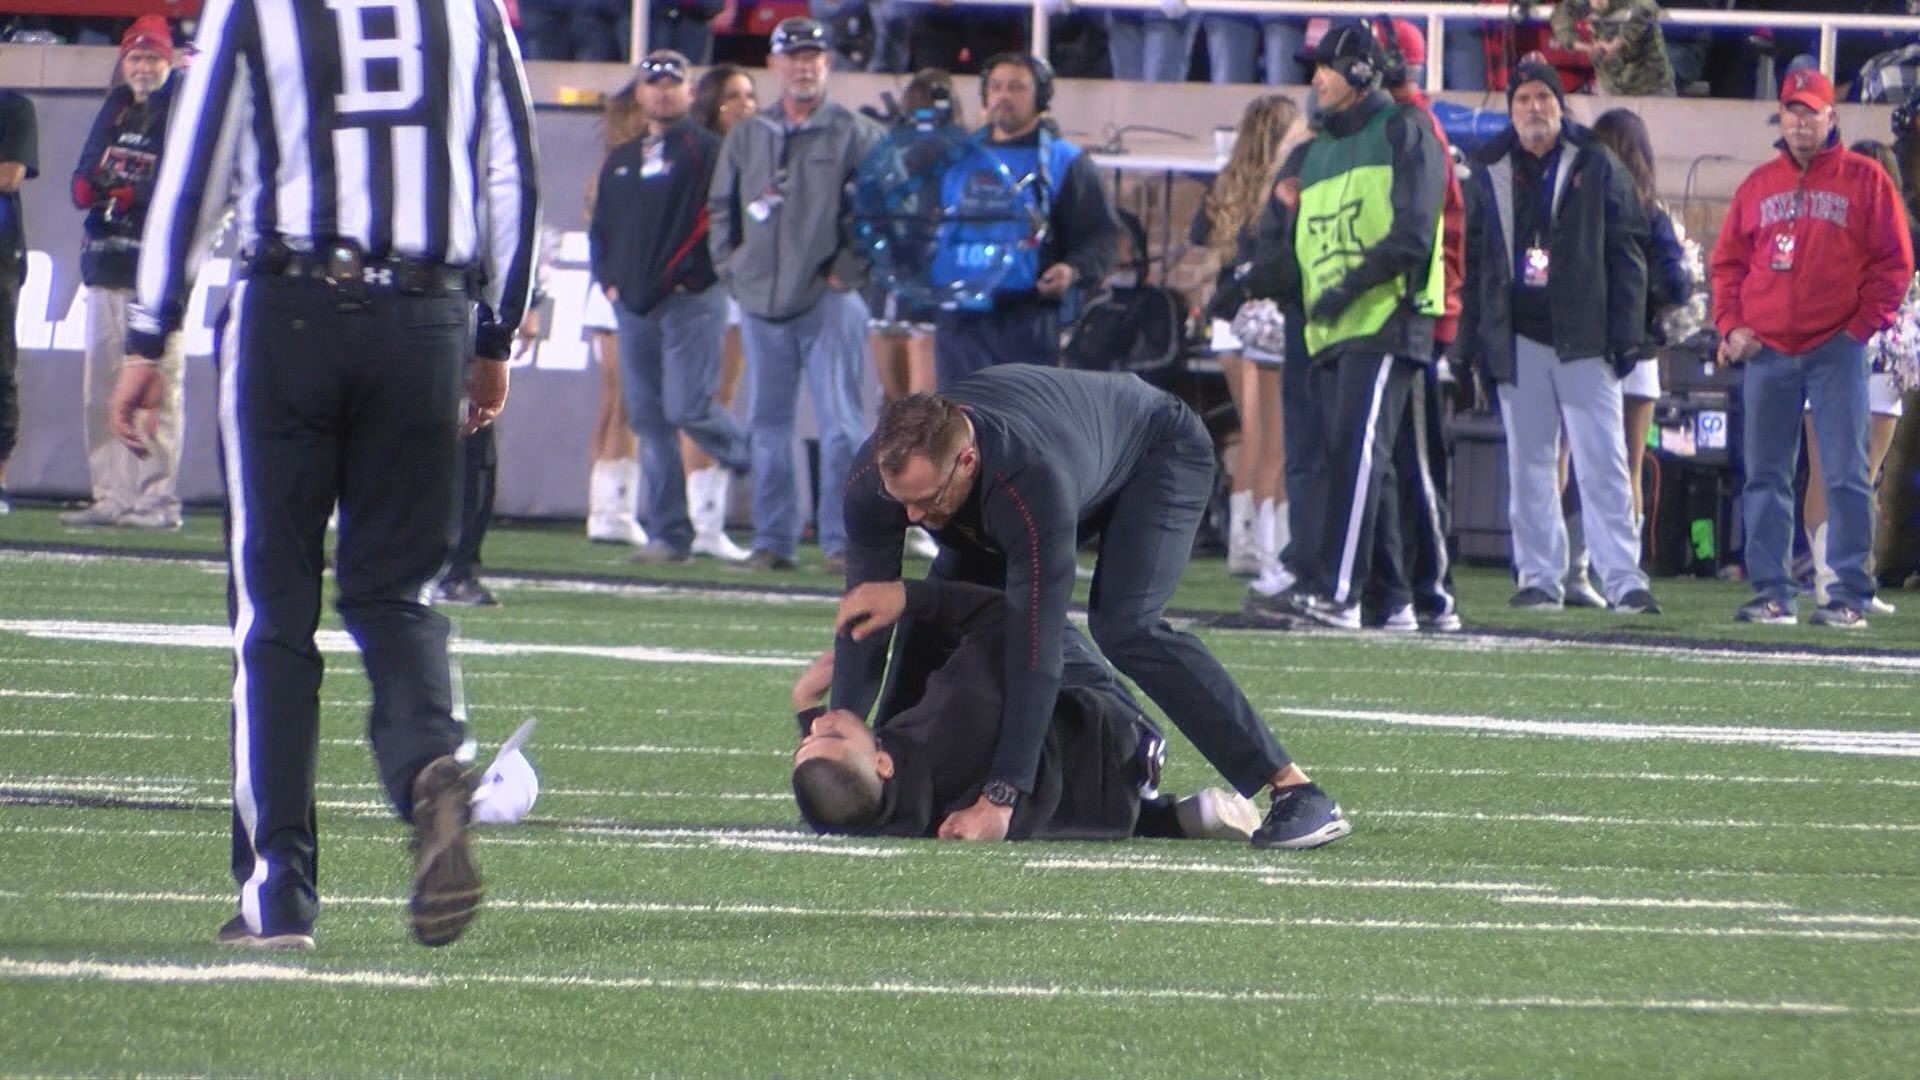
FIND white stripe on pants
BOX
[1496,337,1648,603]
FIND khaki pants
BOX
[83,287,184,514]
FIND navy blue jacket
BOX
[589,118,719,316]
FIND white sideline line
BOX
[0,688,589,714]
[1498,896,1796,911]
[0,778,792,803]
[4,957,1919,1019]
[1020,856,1536,892]
[1270,705,1920,757]
[15,890,1920,944]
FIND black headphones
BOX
[1322,24,1380,91]
[1364,15,1409,88]
[1895,84,1920,140]
[980,52,1055,113]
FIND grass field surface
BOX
[1,508,1916,1078]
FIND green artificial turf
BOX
[0,517,1916,1079]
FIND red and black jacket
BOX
[588,117,719,316]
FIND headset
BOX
[979,52,1055,114]
[1364,14,1410,88]
[1322,23,1381,91]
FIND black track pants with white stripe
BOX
[1311,352,1419,608]
[1367,364,1457,619]
[217,275,468,935]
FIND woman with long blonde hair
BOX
[580,76,653,547]
[1196,92,1302,590]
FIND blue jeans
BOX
[616,289,747,553]
[868,0,917,72]
[1742,331,1876,610]
[741,290,870,558]
[1442,19,1487,91]
[1106,13,1196,82]
[1200,16,1305,85]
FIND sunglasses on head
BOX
[640,57,687,82]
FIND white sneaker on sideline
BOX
[1247,563,1296,599]
[1174,787,1262,841]
[588,513,649,546]
[905,525,940,560]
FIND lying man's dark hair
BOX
[791,756,885,833]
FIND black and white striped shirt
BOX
[130,0,539,357]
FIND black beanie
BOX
[1508,61,1568,112]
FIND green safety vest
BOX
[1294,103,1446,357]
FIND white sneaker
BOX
[1370,604,1418,632]
[1174,787,1263,841]
[59,502,125,527]
[905,526,940,560]
[1869,595,1897,615]
[1247,563,1296,599]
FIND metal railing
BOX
[631,0,1920,96]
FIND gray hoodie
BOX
[707,96,882,320]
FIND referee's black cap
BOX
[770,16,828,55]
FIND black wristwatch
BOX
[981,779,1020,808]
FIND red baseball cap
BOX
[1779,69,1834,111]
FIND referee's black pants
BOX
[217,274,469,935]
[1311,351,1419,608]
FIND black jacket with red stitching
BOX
[833,365,1188,793]
[588,117,718,316]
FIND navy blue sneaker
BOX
[1250,782,1351,850]
[215,914,314,951]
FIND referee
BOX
[109,0,539,950]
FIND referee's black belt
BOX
[243,242,470,297]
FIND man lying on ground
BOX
[791,577,1259,840]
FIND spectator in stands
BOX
[1194,94,1301,589]
[1591,108,1693,544]
[0,84,36,513]
[932,53,1120,386]
[594,49,752,566]
[1550,0,1677,97]
[516,0,626,63]
[651,0,727,64]
[708,17,882,573]
[1713,70,1914,627]
[62,17,182,531]
[1199,14,1307,86]
[1799,139,1914,616]
[1458,61,1662,615]
[1107,4,1197,83]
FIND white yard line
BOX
[0,729,785,756]
[5,956,1916,1017]
[1364,808,1920,832]
[10,889,1920,944]
[1498,896,1795,911]
[1269,705,1920,757]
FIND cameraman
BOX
[932,54,1121,387]
[64,17,180,529]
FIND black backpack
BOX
[1062,209,1185,375]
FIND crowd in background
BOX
[3,7,1918,631]
[16,3,1920,104]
